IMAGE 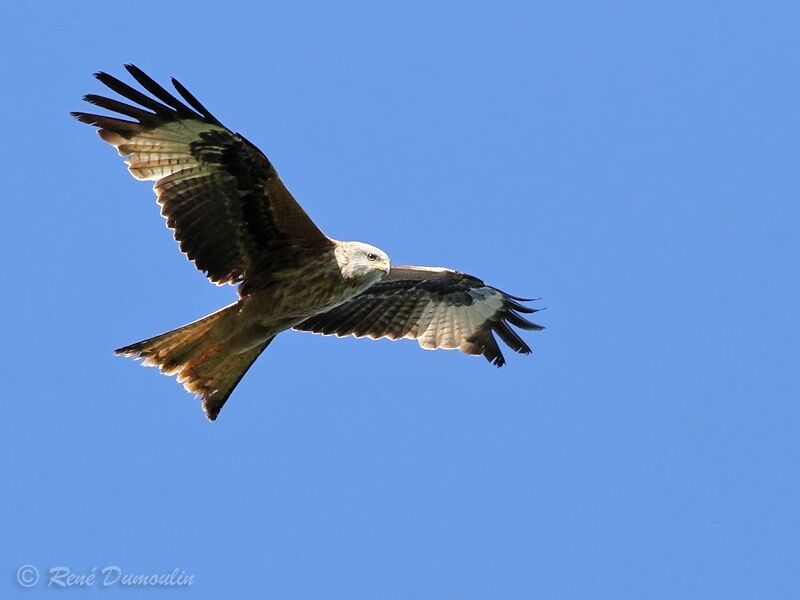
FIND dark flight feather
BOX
[124,64,202,119]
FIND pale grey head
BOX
[334,241,391,284]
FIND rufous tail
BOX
[115,301,273,420]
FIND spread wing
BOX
[294,266,543,366]
[72,64,331,287]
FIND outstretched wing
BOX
[72,64,331,286]
[294,266,543,366]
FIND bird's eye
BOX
[367,253,378,261]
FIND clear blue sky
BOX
[3,2,798,598]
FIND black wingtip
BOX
[114,344,137,356]
[170,76,224,127]
[506,311,545,332]
[506,294,539,302]
[70,111,101,126]
[93,71,114,84]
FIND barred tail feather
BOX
[115,301,273,420]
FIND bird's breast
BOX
[244,259,375,327]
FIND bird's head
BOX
[335,241,391,282]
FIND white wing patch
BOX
[99,121,227,183]
[411,286,504,351]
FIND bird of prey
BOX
[72,65,543,420]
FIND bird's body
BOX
[73,65,543,420]
[245,240,391,324]
[118,240,391,419]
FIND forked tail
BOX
[115,301,273,420]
